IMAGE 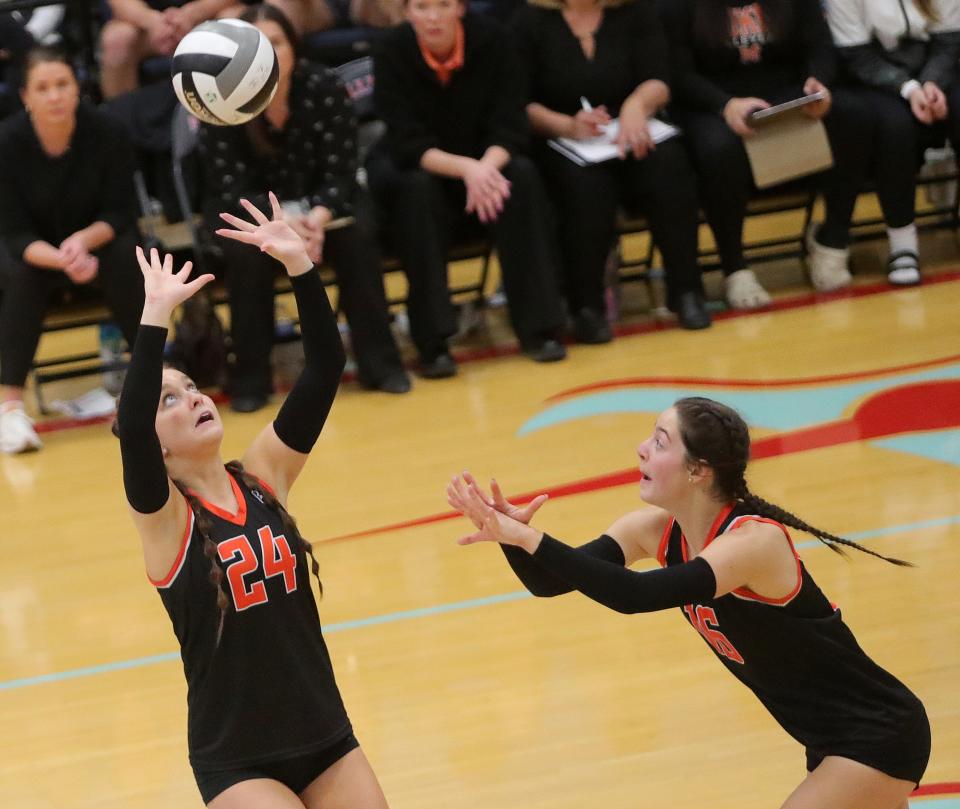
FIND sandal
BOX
[887,249,921,286]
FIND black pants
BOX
[678,87,874,275]
[0,228,143,388]
[844,82,960,229]
[367,152,565,358]
[536,137,703,313]
[216,192,404,398]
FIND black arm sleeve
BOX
[116,325,171,514]
[272,268,346,453]
[531,533,717,614]
[501,534,626,597]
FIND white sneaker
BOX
[725,269,771,310]
[0,407,42,454]
[806,226,852,292]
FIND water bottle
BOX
[98,321,125,395]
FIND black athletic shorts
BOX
[192,732,360,804]
[805,708,932,787]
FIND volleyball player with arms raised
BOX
[115,193,389,809]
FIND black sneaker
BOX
[522,337,567,363]
[370,369,413,394]
[419,353,457,379]
[675,291,712,330]
[572,308,613,344]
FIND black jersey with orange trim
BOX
[153,469,351,769]
[657,503,929,782]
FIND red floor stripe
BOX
[33,270,960,437]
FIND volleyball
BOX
[171,19,279,126]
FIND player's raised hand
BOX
[136,246,214,326]
[461,471,549,525]
[448,472,542,551]
[216,192,313,275]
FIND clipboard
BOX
[749,91,826,122]
[744,110,834,189]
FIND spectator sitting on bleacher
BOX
[198,3,411,411]
[99,0,246,100]
[367,0,567,378]
[512,0,711,337]
[0,47,144,454]
[825,0,960,286]
[659,0,874,308]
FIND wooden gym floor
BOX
[1,229,959,808]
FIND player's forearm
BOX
[532,534,716,614]
[117,325,170,514]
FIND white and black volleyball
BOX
[171,19,279,126]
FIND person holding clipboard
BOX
[658,0,875,309]
[511,0,711,337]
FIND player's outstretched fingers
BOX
[239,197,270,225]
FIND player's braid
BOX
[737,487,911,566]
[225,460,324,598]
[674,397,913,567]
[171,480,230,644]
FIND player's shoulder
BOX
[723,513,791,546]
[606,507,672,559]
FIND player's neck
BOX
[172,457,234,511]
[672,497,731,557]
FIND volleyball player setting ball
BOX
[171,18,280,126]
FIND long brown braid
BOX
[171,480,231,645]
[673,397,913,567]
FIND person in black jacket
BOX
[368,0,567,378]
[660,0,875,308]
[825,0,960,286]
[115,196,391,808]
[0,47,143,454]
[512,0,711,336]
[199,4,411,411]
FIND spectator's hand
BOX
[146,12,179,55]
[923,81,948,121]
[569,106,611,140]
[723,97,770,137]
[802,77,832,119]
[616,103,655,160]
[59,234,88,266]
[463,159,510,224]
[64,253,99,284]
[216,192,313,274]
[165,4,201,41]
[908,85,935,124]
